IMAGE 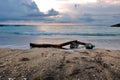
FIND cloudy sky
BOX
[0,0,120,25]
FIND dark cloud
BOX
[0,0,38,16]
[0,0,59,21]
[47,9,59,16]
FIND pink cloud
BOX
[98,0,120,4]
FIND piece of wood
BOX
[30,43,61,48]
[30,40,93,49]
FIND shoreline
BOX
[0,21,108,26]
[0,34,120,50]
[0,48,120,80]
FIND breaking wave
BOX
[2,31,120,36]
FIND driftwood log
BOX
[30,40,95,49]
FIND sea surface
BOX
[0,25,120,50]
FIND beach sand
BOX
[0,48,120,80]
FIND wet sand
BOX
[0,48,120,80]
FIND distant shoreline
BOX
[111,23,120,27]
[0,22,83,26]
[0,22,108,26]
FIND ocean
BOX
[0,25,120,50]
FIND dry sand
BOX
[0,48,120,80]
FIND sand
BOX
[0,48,120,80]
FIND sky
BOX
[0,0,120,25]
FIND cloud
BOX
[53,0,120,25]
[99,0,120,4]
[47,9,59,16]
[0,0,59,21]
[0,0,38,18]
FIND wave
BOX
[1,32,120,36]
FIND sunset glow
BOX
[68,0,97,4]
